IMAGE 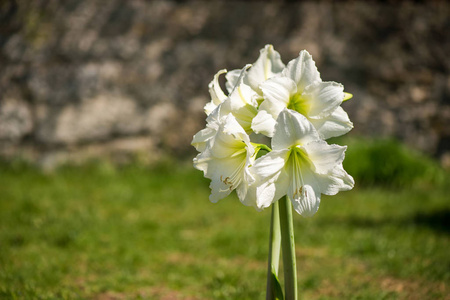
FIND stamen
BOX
[290,147,306,199]
[219,150,247,191]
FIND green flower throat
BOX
[287,93,309,116]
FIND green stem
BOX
[251,143,272,154]
[266,201,281,300]
[279,196,298,300]
[258,144,272,153]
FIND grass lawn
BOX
[0,140,449,299]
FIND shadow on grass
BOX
[411,209,450,234]
[320,209,450,234]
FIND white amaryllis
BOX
[225,44,285,96]
[193,46,356,298]
[192,65,259,153]
[250,109,354,216]
[193,113,256,206]
[219,65,259,133]
[204,44,285,116]
[252,50,353,139]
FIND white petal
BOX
[290,184,321,217]
[247,45,285,94]
[208,133,242,158]
[251,109,277,137]
[206,155,247,203]
[272,109,320,150]
[318,164,354,196]
[332,165,354,192]
[237,164,261,209]
[204,104,223,128]
[231,105,258,133]
[214,77,258,134]
[310,106,353,139]
[229,64,252,94]
[206,69,228,115]
[303,141,346,174]
[230,83,259,107]
[255,181,276,209]
[260,76,296,110]
[225,69,241,93]
[207,114,248,158]
[192,150,209,174]
[204,102,217,116]
[191,126,216,152]
[251,150,290,209]
[251,149,289,180]
[223,114,251,144]
[303,81,344,118]
[234,151,258,205]
[209,174,233,203]
[238,182,256,208]
[285,152,321,217]
[205,92,225,119]
[220,95,257,134]
[256,176,289,210]
[236,165,260,208]
[194,145,244,181]
[282,50,321,92]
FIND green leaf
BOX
[271,269,284,300]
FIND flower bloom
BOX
[203,44,285,116]
[250,109,354,216]
[193,45,354,216]
[193,113,256,206]
[252,50,353,139]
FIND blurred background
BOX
[0,0,449,167]
[0,0,449,299]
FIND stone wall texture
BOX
[0,0,449,166]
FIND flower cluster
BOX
[193,45,354,217]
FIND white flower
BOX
[193,113,257,206]
[250,109,354,216]
[219,65,259,133]
[203,44,285,128]
[252,50,353,139]
[194,47,355,213]
[193,65,259,152]
[225,44,285,96]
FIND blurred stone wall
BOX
[0,0,449,167]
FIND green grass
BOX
[0,140,449,299]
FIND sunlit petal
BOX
[303,141,346,174]
[272,109,319,150]
[310,106,353,139]
[303,81,344,118]
[205,69,228,115]
[282,50,321,92]
[247,44,285,94]
[260,76,296,109]
[225,69,241,93]
[251,109,277,137]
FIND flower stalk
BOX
[266,201,282,300]
[279,196,298,300]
